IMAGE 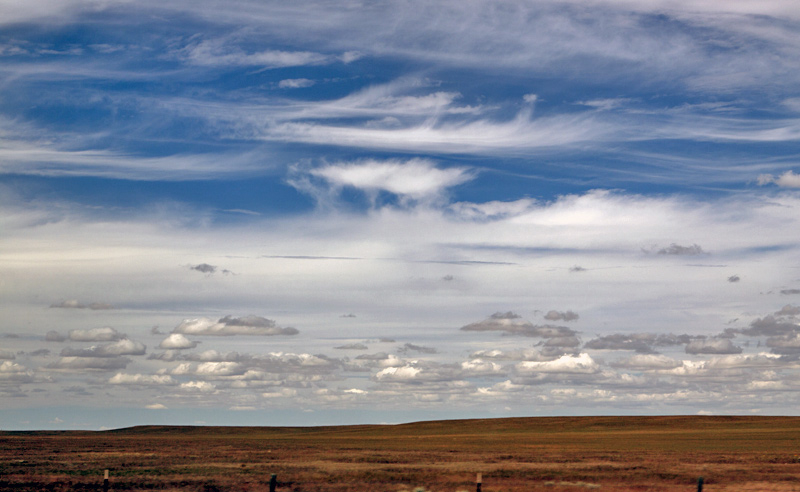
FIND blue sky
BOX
[2,0,800,430]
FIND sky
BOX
[2,0,800,430]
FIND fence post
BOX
[697,476,703,492]
[269,473,277,492]
[476,473,482,492]
[103,469,109,492]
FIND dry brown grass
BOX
[2,416,800,491]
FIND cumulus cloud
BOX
[195,361,247,377]
[737,314,800,337]
[516,353,600,374]
[45,331,66,342]
[50,299,114,310]
[47,357,131,371]
[159,333,200,350]
[374,365,421,381]
[147,350,182,361]
[765,334,800,354]
[398,343,438,354]
[655,243,705,255]
[685,338,743,355]
[190,263,217,274]
[173,315,299,336]
[544,336,581,349]
[0,360,35,382]
[584,333,693,354]
[0,350,15,360]
[470,348,547,361]
[262,388,298,398]
[180,380,216,392]
[68,327,126,342]
[108,373,176,385]
[460,359,503,377]
[303,158,473,203]
[334,343,368,350]
[461,312,578,340]
[372,363,462,384]
[705,353,782,370]
[543,310,580,322]
[184,350,242,362]
[354,352,397,364]
[611,354,682,370]
[523,93,538,103]
[60,339,146,357]
[776,305,800,316]
[757,170,800,188]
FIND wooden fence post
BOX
[269,473,277,492]
[103,469,109,492]
[697,476,703,492]
[476,473,482,492]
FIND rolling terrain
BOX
[2,416,800,491]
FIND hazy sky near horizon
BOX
[2,0,800,430]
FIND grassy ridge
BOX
[2,416,800,491]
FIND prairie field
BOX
[2,416,800,491]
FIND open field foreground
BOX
[2,416,800,491]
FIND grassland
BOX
[2,416,800,491]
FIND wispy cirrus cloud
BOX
[4,0,800,427]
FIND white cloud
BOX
[266,108,610,155]
[279,78,315,89]
[685,338,742,355]
[374,365,422,381]
[516,353,600,374]
[173,316,298,336]
[61,339,146,357]
[262,388,298,398]
[185,350,241,361]
[0,360,34,382]
[178,38,330,68]
[47,356,131,371]
[159,333,199,350]
[109,373,176,385]
[757,170,800,188]
[612,354,682,370]
[470,349,547,361]
[180,380,216,392]
[50,299,113,310]
[461,312,578,340]
[460,359,503,376]
[307,159,472,201]
[195,361,246,377]
[477,380,525,395]
[68,327,126,342]
[705,353,782,369]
